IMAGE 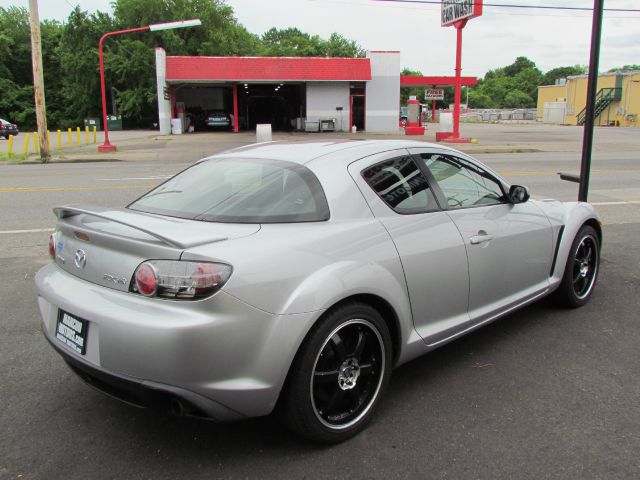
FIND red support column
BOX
[432,84,437,123]
[440,19,471,143]
[169,87,175,119]
[232,84,239,133]
[452,21,464,139]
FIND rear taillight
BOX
[49,234,56,259]
[131,260,232,300]
[134,263,157,296]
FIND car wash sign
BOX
[441,0,483,27]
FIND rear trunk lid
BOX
[52,205,259,292]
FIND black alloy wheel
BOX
[311,319,384,429]
[281,302,392,443]
[572,233,599,300]
[557,224,600,307]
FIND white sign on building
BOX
[425,88,445,100]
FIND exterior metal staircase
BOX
[577,87,622,126]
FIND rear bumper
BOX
[36,263,318,419]
[43,327,243,421]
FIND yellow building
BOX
[537,71,640,127]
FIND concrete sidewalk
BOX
[4,122,640,164]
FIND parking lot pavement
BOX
[1,222,638,480]
[1,124,640,479]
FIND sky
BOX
[6,0,640,77]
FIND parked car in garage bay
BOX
[36,140,602,443]
[206,110,231,130]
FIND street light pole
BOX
[98,26,147,152]
[97,19,201,153]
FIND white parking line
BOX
[0,228,54,235]
[592,201,640,206]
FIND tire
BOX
[555,225,600,308]
[280,302,392,443]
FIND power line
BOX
[371,0,640,13]
[309,0,639,19]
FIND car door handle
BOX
[469,231,494,245]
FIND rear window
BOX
[128,158,330,223]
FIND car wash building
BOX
[155,48,478,135]
[155,49,404,134]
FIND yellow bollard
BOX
[76,127,80,145]
[33,132,39,154]
[85,126,89,144]
[57,130,62,148]
[93,126,97,143]
[67,128,72,146]
[7,135,14,155]
[23,133,30,155]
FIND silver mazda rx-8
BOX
[36,140,601,443]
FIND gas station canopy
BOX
[400,75,477,87]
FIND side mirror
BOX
[508,185,530,204]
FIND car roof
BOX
[210,139,460,165]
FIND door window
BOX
[361,156,438,213]
[417,153,505,209]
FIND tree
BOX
[504,90,532,108]
[465,57,541,109]
[258,28,365,57]
[503,56,537,77]
[0,7,37,128]
[55,8,114,128]
[467,90,493,109]
[608,65,640,73]
[514,66,543,101]
[325,32,365,58]
[400,68,423,106]
[541,65,586,85]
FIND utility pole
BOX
[28,0,50,159]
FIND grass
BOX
[0,152,27,163]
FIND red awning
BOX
[166,56,372,82]
[400,75,477,87]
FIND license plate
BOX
[56,311,88,355]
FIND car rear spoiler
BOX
[54,205,228,249]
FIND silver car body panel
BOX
[35,140,601,420]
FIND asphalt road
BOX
[1,138,639,479]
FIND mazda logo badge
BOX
[74,249,87,269]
